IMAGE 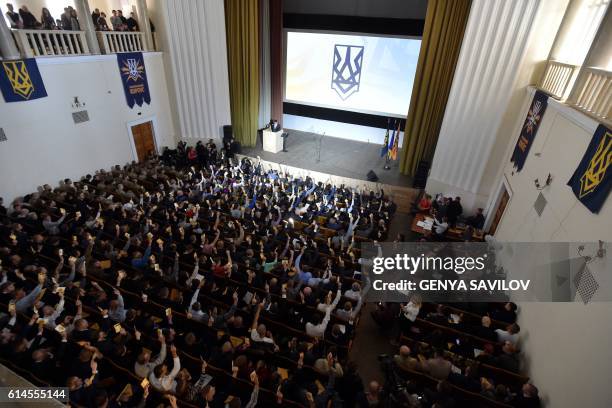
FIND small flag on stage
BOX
[381,119,390,157]
[388,120,396,159]
[389,120,400,160]
[567,124,611,214]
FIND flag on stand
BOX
[381,119,390,157]
[387,120,396,160]
[389,120,400,160]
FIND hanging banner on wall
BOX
[567,124,611,214]
[0,59,47,103]
[117,52,151,108]
[510,90,549,172]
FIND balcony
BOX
[97,31,147,54]
[570,67,611,123]
[538,60,579,100]
[539,64,611,125]
[10,29,151,57]
[11,29,90,57]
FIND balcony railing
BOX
[11,29,90,57]
[97,31,147,54]
[538,60,579,100]
[570,67,611,123]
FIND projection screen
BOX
[284,30,421,118]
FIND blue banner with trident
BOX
[117,52,151,108]
[0,59,47,102]
[567,124,611,214]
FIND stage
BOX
[240,129,412,188]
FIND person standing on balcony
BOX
[91,8,100,30]
[60,7,70,30]
[41,8,56,30]
[18,5,38,29]
[5,3,22,28]
[127,12,139,31]
[97,12,109,31]
[69,7,80,31]
[110,10,122,31]
[118,10,128,30]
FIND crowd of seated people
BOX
[370,275,538,405]
[363,187,539,407]
[5,3,146,32]
[0,147,395,407]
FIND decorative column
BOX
[426,0,541,210]
[0,5,20,59]
[74,0,100,54]
[136,0,154,51]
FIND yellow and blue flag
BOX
[389,120,400,160]
[381,119,390,157]
[567,124,611,214]
[0,59,47,103]
[387,120,396,159]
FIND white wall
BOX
[3,0,73,25]
[0,52,176,201]
[517,302,612,408]
[88,0,134,15]
[494,89,610,243]
[493,87,612,408]
[283,114,404,147]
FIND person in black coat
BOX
[19,5,39,28]
[467,207,485,230]
[447,196,463,226]
[127,12,139,31]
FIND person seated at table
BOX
[432,215,449,239]
[466,207,485,230]
[416,194,432,213]
[462,225,474,242]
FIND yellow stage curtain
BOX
[225,0,260,147]
[400,0,472,176]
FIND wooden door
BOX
[131,121,155,162]
[488,188,510,236]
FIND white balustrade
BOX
[97,31,147,54]
[538,60,578,100]
[570,67,611,123]
[11,29,90,57]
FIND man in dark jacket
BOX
[127,12,139,31]
[447,196,463,226]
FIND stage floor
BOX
[240,129,412,187]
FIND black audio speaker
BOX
[367,170,378,182]
[223,125,233,143]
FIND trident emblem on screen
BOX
[331,44,364,100]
